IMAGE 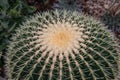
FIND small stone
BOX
[104,4,109,9]
[0,77,6,80]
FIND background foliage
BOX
[0,0,36,51]
[0,0,36,77]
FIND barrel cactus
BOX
[6,10,120,80]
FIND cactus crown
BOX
[6,10,119,80]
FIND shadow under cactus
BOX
[101,1,120,45]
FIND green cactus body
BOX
[6,10,119,80]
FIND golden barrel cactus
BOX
[6,10,120,80]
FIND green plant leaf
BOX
[0,0,9,9]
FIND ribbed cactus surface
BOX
[6,10,119,80]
